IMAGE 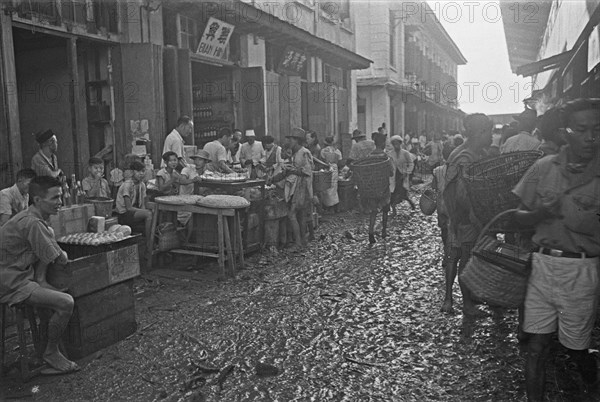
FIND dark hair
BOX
[463,113,492,138]
[130,161,145,172]
[538,108,565,143]
[29,176,61,200]
[262,135,275,145]
[233,128,242,134]
[324,136,334,145]
[561,98,600,126]
[372,132,386,148]
[453,136,464,146]
[162,151,178,163]
[218,127,233,138]
[16,168,36,181]
[307,131,318,139]
[176,115,192,127]
[88,157,104,166]
[352,129,362,136]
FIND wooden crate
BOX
[64,280,137,359]
[48,244,140,298]
[49,204,95,238]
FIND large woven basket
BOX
[464,151,542,226]
[350,156,390,198]
[313,170,333,192]
[459,209,532,308]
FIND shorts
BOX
[118,210,142,226]
[523,252,600,350]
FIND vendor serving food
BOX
[203,127,234,174]
[0,176,79,374]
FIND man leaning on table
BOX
[0,176,79,374]
[512,98,600,401]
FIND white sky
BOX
[426,0,532,115]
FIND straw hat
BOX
[286,127,306,140]
[245,129,256,137]
[190,149,211,161]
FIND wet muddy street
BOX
[3,200,597,401]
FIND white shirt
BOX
[0,184,28,222]
[500,131,541,154]
[238,141,265,166]
[179,166,199,196]
[203,140,228,164]
[161,129,186,167]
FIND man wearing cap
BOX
[203,127,234,173]
[31,129,62,178]
[347,130,375,166]
[162,115,193,169]
[237,129,265,178]
[513,98,600,400]
[272,128,314,249]
[177,150,212,226]
[500,108,541,153]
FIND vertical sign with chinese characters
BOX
[277,46,307,76]
[196,17,235,60]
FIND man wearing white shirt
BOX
[161,116,193,168]
[203,127,234,173]
[238,129,265,178]
[500,109,540,153]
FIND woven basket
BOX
[464,151,542,226]
[459,209,532,308]
[313,170,333,192]
[350,156,391,198]
[156,222,180,252]
[86,197,113,219]
[419,189,437,215]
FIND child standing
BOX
[116,161,152,238]
[82,157,110,198]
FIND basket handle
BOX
[475,208,520,244]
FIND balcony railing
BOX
[7,0,120,35]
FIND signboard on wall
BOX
[277,46,307,76]
[196,17,235,60]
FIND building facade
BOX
[354,0,466,139]
[501,0,600,107]
[0,0,370,189]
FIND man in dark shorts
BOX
[0,176,79,373]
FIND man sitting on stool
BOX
[0,176,79,374]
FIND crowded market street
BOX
[3,192,597,401]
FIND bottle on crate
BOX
[63,180,72,208]
[71,175,78,205]
[76,180,84,204]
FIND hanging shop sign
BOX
[588,24,600,72]
[277,46,307,76]
[197,17,235,60]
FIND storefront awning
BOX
[515,50,574,77]
[167,0,372,70]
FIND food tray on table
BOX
[58,233,141,259]
[154,195,205,205]
[200,171,248,183]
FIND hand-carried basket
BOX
[313,169,333,192]
[419,189,437,215]
[156,222,180,252]
[459,209,532,308]
[463,151,542,226]
[350,156,390,198]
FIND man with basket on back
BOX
[513,98,600,401]
[442,113,493,316]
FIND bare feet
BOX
[44,350,79,373]
[441,300,454,314]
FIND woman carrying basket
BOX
[359,132,394,244]
[442,113,493,316]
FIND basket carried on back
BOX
[350,156,390,198]
[313,170,333,192]
[463,151,542,226]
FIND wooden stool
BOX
[0,303,44,381]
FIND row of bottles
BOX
[60,174,85,208]
[193,106,213,121]
[196,126,221,138]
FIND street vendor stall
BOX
[45,204,141,360]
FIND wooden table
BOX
[147,201,244,277]
[197,179,266,252]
